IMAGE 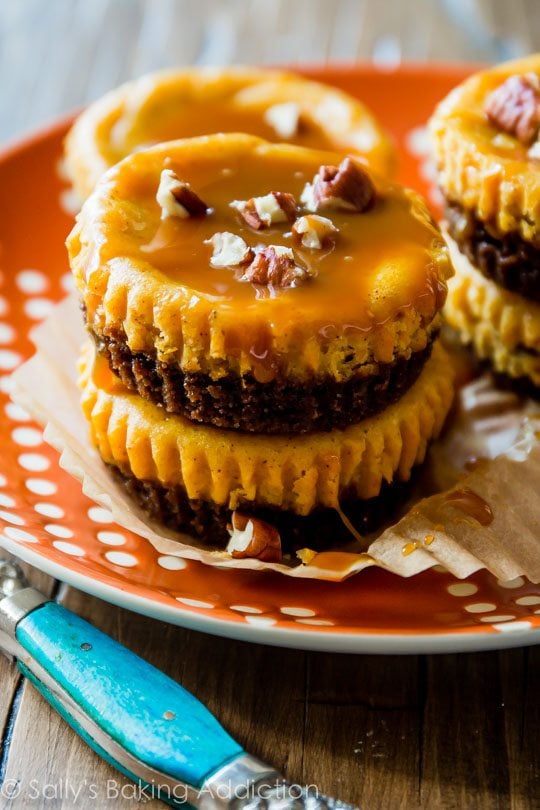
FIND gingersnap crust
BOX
[110,462,415,551]
[445,200,540,302]
[90,323,437,434]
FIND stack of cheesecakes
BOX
[431,55,540,393]
[67,132,454,561]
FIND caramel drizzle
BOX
[444,488,494,526]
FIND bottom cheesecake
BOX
[79,341,455,557]
[445,235,540,391]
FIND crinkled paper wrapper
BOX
[10,296,540,582]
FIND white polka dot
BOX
[18,453,50,471]
[479,614,515,623]
[176,597,215,609]
[97,530,126,546]
[0,350,22,370]
[515,595,540,606]
[5,402,30,421]
[88,506,113,523]
[245,616,276,626]
[0,493,15,508]
[61,273,75,293]
[280,607,316,617]
[2,526,38,543]
[493,620,533,632]
[0,376,15,395]
[295,618,334,626]
[56,156,71,182]
[44,524,73,538]
[0,510,25,526]
[0,474,6,486]
[230,605,263,614]
[465,602,497,614]
[16,269,48,295]
[25,478,57,496]
[157,556,187,570]
[24,298,55,320]
[419,159,438,183]
[52,541,84,557]
[59,188,81,217]
[405,125,430,156]
[447,583,479,597]
[0,297,8,317]
[11,427,43,447]
[0,323,15,344]
[34,502,64,519]
[104,551,138,568]
[497,577,526,589]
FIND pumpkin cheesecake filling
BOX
[65,67,396,200]
[79,341,455,548]
[68,134,451,434]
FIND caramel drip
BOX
[402,541,421,556]
[401,534,435,556]
[444,488,494,526]
[302,550,374,574]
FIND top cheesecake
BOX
[67,134,451,434]
[65,67,396,199]
[430,54,540,243]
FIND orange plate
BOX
[0,64,539,654]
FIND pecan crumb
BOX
[485,73,540,145]
[301,157,375,213]
[264,102,302,139]
[227,511,282,562]
[231,192,298,230]
[205,232,253,268]
[156,169,210,219]
[292,214,338,249]
[242,245,308,288]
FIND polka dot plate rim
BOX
[0,64,539,654]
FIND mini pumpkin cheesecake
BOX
[79,340,455,555]
[65,67,396,200]
[430,55,540,390]
[68,134,451,434]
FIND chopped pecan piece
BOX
[485,73,540,145]
[231,192,298,230]
[300,157,375,213]
[205,232,253,268]
[264,101,302,139]
[292,214,338,249]
[156,169,210,219]
[242,245,307,287]
[227,511,282,562]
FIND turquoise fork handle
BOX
[16,602,244,792]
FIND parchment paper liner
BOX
[10,295,540,582]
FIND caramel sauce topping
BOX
[114,101,337,156]
[104,139,448,350]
